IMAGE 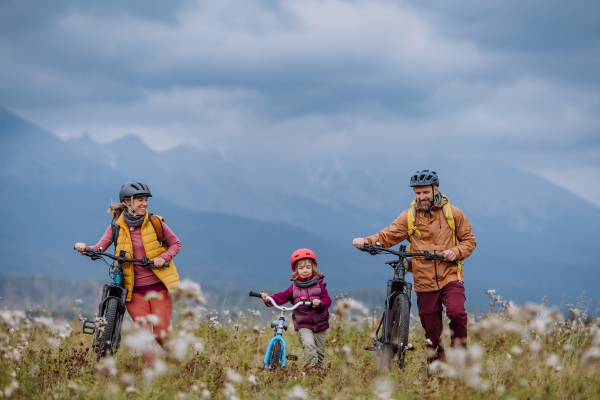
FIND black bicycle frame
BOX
[375,245,412,346]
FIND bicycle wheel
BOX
[268,341,283,370]
[96,298,119,360]
[388,293,410,369]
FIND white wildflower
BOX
[225,368,243,383]
[546,354,560,369]
[94,356,117,377]
[3,380,19,397]
[248,375,257,385]
[509,346,523,356]
[123,329,155,353]
[46,337,62,348]
[287,385,308,400]
[581,347,600,365]
[529,341,542,353]
[144,291,163,301]
[201,389,211,399]
[429,360,446,373]
[163,331,204,360]
[171,279,206,304]
[143,360,167,381]
[372,378,393,400]
[333,298,368,318]
[146,314,160,326]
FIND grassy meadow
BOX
[0,282,599,400]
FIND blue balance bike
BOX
[249,291,311,370]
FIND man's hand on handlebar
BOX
[74,243,87,253]
[353,238,368,249]
[153,258,166,268]
[443,250,457,262]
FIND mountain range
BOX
[1,108,598,310]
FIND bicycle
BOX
[249,291,312,370]
[358,243,445,370]
[75,247,170,360]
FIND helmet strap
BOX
[122,196,136,214]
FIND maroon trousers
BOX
[416,280,467,363]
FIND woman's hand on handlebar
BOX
[353,238,368,249]
[312,299,321,308]
[74,243,87,253]
[153,258,166,268]
[260,293,270,304]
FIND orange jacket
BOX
[366,197,476,293]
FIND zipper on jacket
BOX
[307,287,315,332]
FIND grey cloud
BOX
[0,0,598,185]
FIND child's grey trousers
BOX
[298,328,327,368]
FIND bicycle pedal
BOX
[364,346,376,351]
[406,345,415,351]
[256,365,266,371]
[82,319,96,335]
[286,354,298,361]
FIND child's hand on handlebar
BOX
[312,299,321,308]
[75,243,87,253]
[260,293,270,303]
[153,258,166,268]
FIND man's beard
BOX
[418,196,434,211]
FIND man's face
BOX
[413,186,438,210]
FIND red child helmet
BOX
[290,248,317,272]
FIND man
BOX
[353,170,476,362]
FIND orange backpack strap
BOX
[149,213,166,244]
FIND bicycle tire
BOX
[268,341,283,370]
[96,298,119,360]
[388,293,410,369]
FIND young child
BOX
[261,248,331,369]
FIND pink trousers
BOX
[416,281,468,363]
[126,290,172,364]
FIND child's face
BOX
[296,259,313,278]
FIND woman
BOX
[75,181,181,364]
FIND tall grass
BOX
[0,282,598,399]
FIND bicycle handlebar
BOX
[361,244,445,261]
[248,291,312,311]
[75,247,170,268]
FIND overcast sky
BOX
[1,0,599,206]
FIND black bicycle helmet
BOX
[119,181,152,201]
[409,170,439,187]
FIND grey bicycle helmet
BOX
[119,181,152,201]
[409,170,439,187]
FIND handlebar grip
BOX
[249,291,263,298]
[163,262,170,267]
[84,247,95,252]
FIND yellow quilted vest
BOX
[114,212,180,302]
[406,194,465,281]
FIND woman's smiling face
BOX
[125,196,148,216]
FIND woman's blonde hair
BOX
[291,258,323,279]
[107,202,126,220]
